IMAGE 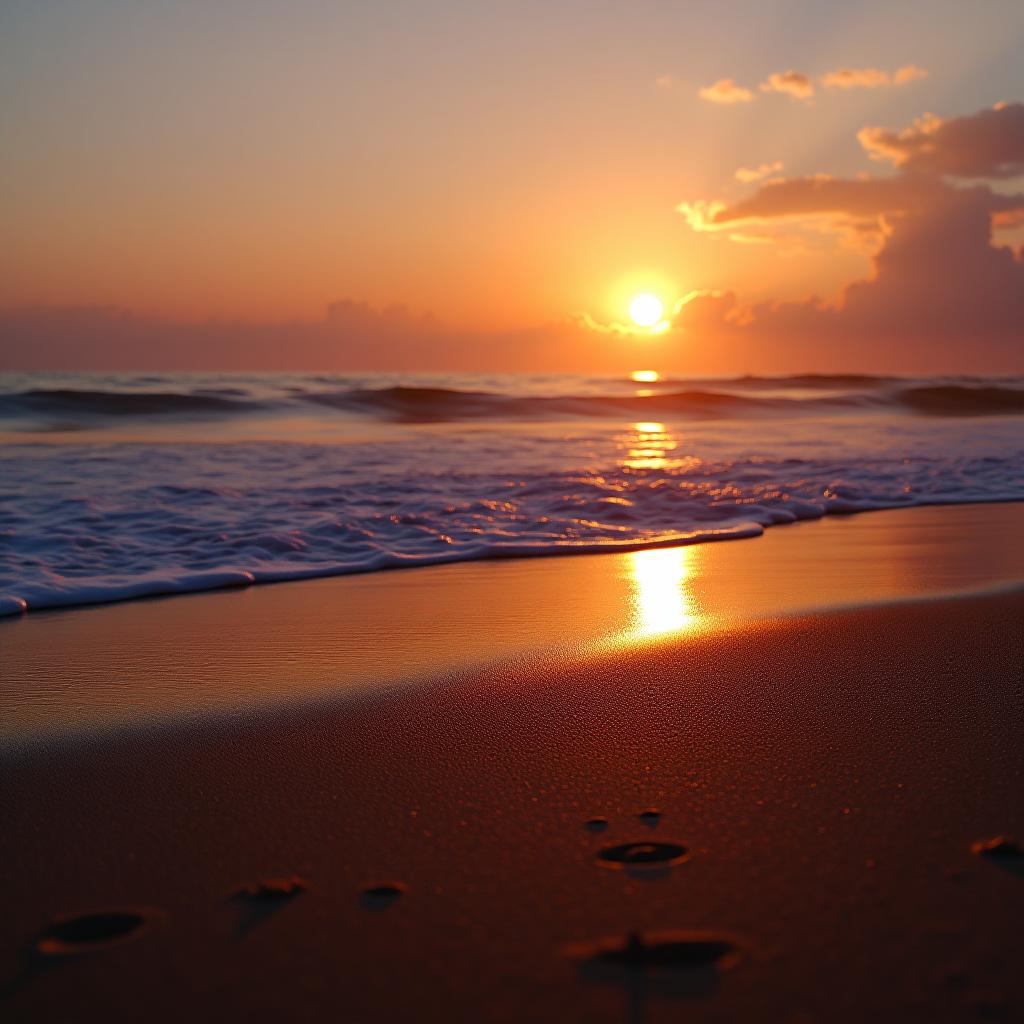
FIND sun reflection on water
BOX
[623,421,677,470]
[628,545,700,636]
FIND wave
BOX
[897,385,1024,416]
[278,381,1024,420]
[304,386,777,421]
[710,372,899,389]
[2,378,1023,426]
[2,382,1022,614]
[0,387,262,418]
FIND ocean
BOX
[2,370,1023,616]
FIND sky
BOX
[1,0,1023,373]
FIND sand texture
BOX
[3,588,1023,1022]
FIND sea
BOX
[2,370,1023,616]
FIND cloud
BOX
[697,78,754,104]
[821,67,889,90]
[677,199,728,231]
[858,102,1024,178]
[735,161,784,183]
[703,65,928,105]
[760,70,815,100]
[821,64,928,89]
[892,64,929,85]
[700,174,956,228]
[672,102,1024,368]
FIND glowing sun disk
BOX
[629,293,664,328]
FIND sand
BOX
[4,501,1024,741]
[3,581,1024,1021]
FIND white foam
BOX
[2,373,1023,615]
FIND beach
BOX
[4,501,1024,741]
[5,6,1024,1020]
[3,503,1023,1022]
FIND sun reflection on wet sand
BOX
[628,545,701,637]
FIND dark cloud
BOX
[858,102,1024,179]
[673,103,1024,369]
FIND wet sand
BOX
[4,501,1024,741]
[3,585,1024,1021]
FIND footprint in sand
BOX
[232,876,308,902]
[360,882,407,910]
[568,929,738,970]
[230,876,307,936]
[971,836,1024,876]
[35,908,161,957]
[597,841,689,870]
[566,930,740,1001]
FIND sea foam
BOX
[2,372,1022,614]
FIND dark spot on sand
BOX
[638,809,662,828]
[360,882,406,910]
[233,876,308,901]
[586,817,609,832]
[567,930,740,1002]
[583,930,738,970]
[971,836,1024,860]
[229,878,306,937]
[971,837,1024,878]
[36,909,158,956]
[598,841,688,868]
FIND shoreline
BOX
[3,500,1024,744]
[4,495,1024,619]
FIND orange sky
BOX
[1,1,1023,372]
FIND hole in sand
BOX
[36,909,158,956]
[586,817,610,832]
[597,841,688,868]
[360,882,406,910]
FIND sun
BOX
[629,293,664,328]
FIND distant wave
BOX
[712,373,899,390]
[304,386,779,421]
[1,378,1023,427]
[897,385,1024,416]
[0,387,262,418]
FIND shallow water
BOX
[2,371,1023,614]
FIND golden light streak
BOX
[628,546,700,636]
